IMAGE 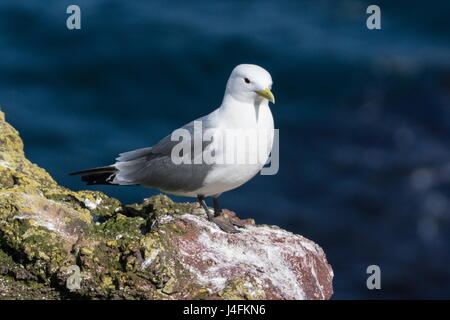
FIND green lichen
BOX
[219,279,266,300]
[0,275,61,300]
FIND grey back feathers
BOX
[112,119,214,192]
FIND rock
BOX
[0,110,333,300]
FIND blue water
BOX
[1,0,450,299]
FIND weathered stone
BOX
[0,110,333,300]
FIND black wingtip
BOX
[69,166,116,176]
[69,165,118,186]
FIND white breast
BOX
[196,101,274,197]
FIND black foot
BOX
[214,209,246,228]
[211,215,241,233]
[198,195,240,234]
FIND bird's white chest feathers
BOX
[197,101,274,196]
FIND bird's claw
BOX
[211,215,241,234]
[214,209,246,228]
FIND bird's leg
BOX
[197,195,239,234]
[197,195,214,221]
[213,197,221,217]
[212,196,246,228]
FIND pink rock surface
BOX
[161,210,334,300]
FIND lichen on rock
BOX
[0,110,333,300]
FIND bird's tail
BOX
[69,166,119,186]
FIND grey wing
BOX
[117,119,209,161]
[116,147,153,162]
[112,118,215,192]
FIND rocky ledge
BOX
[0,111,333,300]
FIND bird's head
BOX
[225,64,275,104]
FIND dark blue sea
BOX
[1,0,449,299]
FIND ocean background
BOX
[1,0,449,299]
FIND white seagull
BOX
[70,64,275,233]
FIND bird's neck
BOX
[220,94,268,124]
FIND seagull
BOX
[70,64,275,233]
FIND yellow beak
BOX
[256,88,275,104]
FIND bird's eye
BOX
[244,78,250,84]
